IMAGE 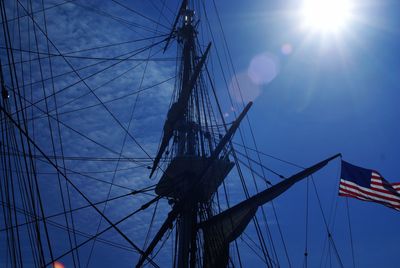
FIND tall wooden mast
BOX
[176,4,196,268]
[135,2,342,268]
[138,1,242,266]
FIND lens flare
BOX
[53,261,65,268]
[247,53,279,86]
[229,73,260,103]
[281,43,293,55]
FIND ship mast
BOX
[176,5,196,268]
[136,2,341,267]
[138,0,243,266]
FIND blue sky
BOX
[218,0,400,267]
[0,0,399,267]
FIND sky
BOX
[0,0,399,267]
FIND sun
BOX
[301,0,352,32]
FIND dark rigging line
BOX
[0,160,153,194]
[44,196,162,268]
[345,198,356,268]
[3,6,172,264]
[310,176,344,268]
[0,46,178,63]
[211,1,295,264]
[1,1,55,264]
[16,0,156,164]
[111,0,170,31]
[303,178,310,268]
[2,48,140,92]
[202,1,273,265]
[84,2,168,264]
[73,1,168,35]
[2,90,152,167]
[233,141,305,169]
[0,185,154,233]
[33,75,176,119]
[56,34,169,55]
[0,0,75,24]
[0,103,160,268]
[235,149,285,180]
[33,0,79,264]
[0,200,153,254]
[5,39,166,121]
[0,151,165,163]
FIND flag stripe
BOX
[371,172,381,177]
[339,191,400,211]
[371,182,400,192]
[370,183,400,196]
[341,179,400,201]
[339,187,400,209]
[340,180,400,203]
[338,191,369,201]
[371,177,400,188]
[339,181,400,206]
[339,186,400,209]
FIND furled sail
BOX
[149,43,211,178]
[198,153,341,267]
[202,206,257,267]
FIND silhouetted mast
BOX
[136,1,341,267]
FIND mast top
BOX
[163,0,194,52]
[182,8,194,26]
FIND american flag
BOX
[339,161,400,211]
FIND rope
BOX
[345,198,356,268]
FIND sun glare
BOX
[301,0,352,32]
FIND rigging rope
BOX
[0,102,160,267]
[1,0,55,264]
[85,1,169,265]
[201,1,277,265]
[311,176,344,268]
[345,198,356,268]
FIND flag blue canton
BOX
[341,161,372,188]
